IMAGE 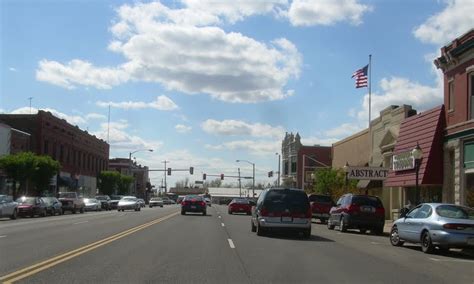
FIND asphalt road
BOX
[1,204,473,283]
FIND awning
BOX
[385,105,445,187]
[57,175,76,187]
[357,179,383,189]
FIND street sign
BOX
[346,166,389,180]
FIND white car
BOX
[0,195,18,219]
[149,198,164,208]
[117,196,141,212]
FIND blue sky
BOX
[1,0,473,187]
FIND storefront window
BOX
[464,142,474,169]
[464,172,474,207]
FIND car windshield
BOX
[308,195,333,203]
[96,196,108,200]
[16,197,36,205]
[151,198,162,201]
[122,198,136,202]
[436,205,474,220]
[351,196,383,207]
[185,196,203,201]
[58,193,76,199]
[264,190,309,213]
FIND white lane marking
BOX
[228,239,235,249]
[0,235,6,238]
[429,257,474,263]
[371,241,380,245]
[73,221,89,225]
[221,223,225,227]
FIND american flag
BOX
[351,64,368,88]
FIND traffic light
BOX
[167,168,172,175]
[220,174,224,180]
[268,171,273,177]
[189,167,194,175]
[203,173,207,180]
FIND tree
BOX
[0,152,60,198]
[118,175,134,195]
[312,168,358,201]
[98,171,121,195]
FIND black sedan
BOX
[181,195,207,215]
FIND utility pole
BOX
[238,168,242,197]
[28,97,33,114]
[277,153,281,186]
[162,160,169,193]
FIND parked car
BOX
[16,196,48,218]
[181,195,206,215]
[84,198,102,211]
[228,198,252,215]
[95,195,111,210]
[308,194,334,224]
[162,197,176,205]
[58,192,85,214]
[0,195,18,219]
[117,196,141,212]
[390,203,474,253]
[137,199,146,208]
[41,197,63,216]
[327,194,385,235]
[149,197,164,208]
[251,188,311,238]
[109,195,124,210]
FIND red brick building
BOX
[0,111,109,196]
[297,145,332,190]
[435,28,474,207]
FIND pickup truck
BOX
[58,192,85,214]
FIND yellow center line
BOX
[1,211,179,283]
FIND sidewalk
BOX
[383,220,394,234]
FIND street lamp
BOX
[236,159,255,198]
[275,153,281,187]
[412,143,423,204]
[129,149,153,195]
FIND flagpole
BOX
[368,54,372,165]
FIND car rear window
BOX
[16,197,36,204]
[351,196,383,207]
[232,199,249,204]
[59,193,76,198]
[185,196,203,201]
[308,195,333,203]
[264,190,309,212]
[436,205,474,220]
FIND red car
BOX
[16,196,48,218]
[308,194,334,224]
[228,198,252,215]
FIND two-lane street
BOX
[1,205,473,283]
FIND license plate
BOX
[468,238,474,246]
[361,206,374,213]
[281,216,293,222]
[191,206,196,209]
[239,208,244,211]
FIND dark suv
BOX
[251,188,311,238]
[327,194,385,235]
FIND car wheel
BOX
[327,219,335,230]
[149,205,153,208]
[228,210,232,215]
[302,228,311,239]
[10,209,17,220]
[421,231,434,254]
[360,229,367,234]
[256,223,266,236]
[51,208,56,216]
[80,207,84,214]
[320,219,327,224]
[251,220,256,232]
[181,210,185,215]
[72,208,77,214]
[41,209,47,217]
[203,211,206,216]
[339,217,347,232]
[247,212,251,216]
[390,227,404,246]
[61,209,64,215]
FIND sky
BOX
[1,0,473,188]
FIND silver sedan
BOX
[390,203,474,253]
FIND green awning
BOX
[464,143,474,169]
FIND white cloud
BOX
[205,140,280,156]
[36,59,129,89]
[85,113,107,120]
[324,123,365,139]
[287,0,372,26]
[10,107,87,125]
[201,119,285,138]
[36,1,301,103]
[175,124,192,133]
[92,120,162,150]
[96,95,178,111]
[9,67,17,72]
[413,0,474,45]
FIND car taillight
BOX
[443,223,472,230]
[347,205,359,213]
[182,201,188,206]
[200,201,206,206]
[260,207,269,217]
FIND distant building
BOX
[281,132,332,189]
[109,158,149,198]
[0,111,109,196]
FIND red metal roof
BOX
[385,105,445,187]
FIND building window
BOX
[60,145,64,162]
[52,143,57,160]
[448,80,455,111]
[44,140,49,155]
[470,73,474,120]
